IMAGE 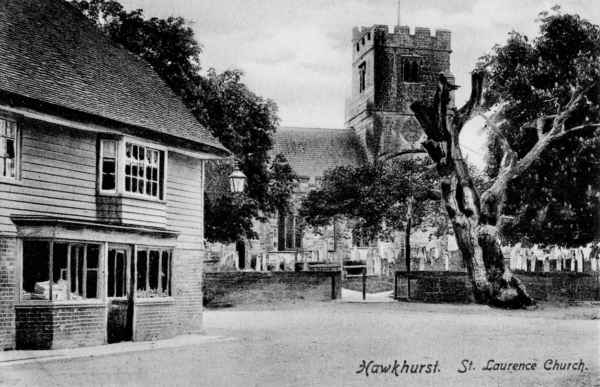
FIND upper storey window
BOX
[359,62,367,93]
[0,118,18,179]
[125,143,162,198]
[403,60,420,83]
[99,138,165,200]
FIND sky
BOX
[119,0,600,167]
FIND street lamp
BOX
[228,160,247,193]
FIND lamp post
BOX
[229,160,247,270]
[228,160,247,193]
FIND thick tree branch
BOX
[480,83,597,224]
[456,72,485,127]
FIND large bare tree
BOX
[410,11,599,308]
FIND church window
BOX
[403,59,421,83]
[411,61,420,82]
[278,214,303,251]
[359,62,367,93]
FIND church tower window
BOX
[359,62,367,93]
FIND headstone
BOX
[576,249,584,273]
[591,258,598,272]
[564,259,572,272]
[366,248,374,275]
[444,255,449,271]
[543,258,550,272]
[375,254,382,278]
[583,260,592,272]
[535,260,544,272]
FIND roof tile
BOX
[0,0,228,154]
[272,127,366,181]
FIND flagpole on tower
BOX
[397,0,401,26]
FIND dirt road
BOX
[1,301,598,386]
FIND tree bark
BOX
[411,72,534,308]
[405,196,413,273]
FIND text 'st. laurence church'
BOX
[210,23,459,271]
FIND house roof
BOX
[0,0,228,155]
[272,127,366,180]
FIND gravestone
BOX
[535,260,544,272]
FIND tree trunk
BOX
[405,196,413,273]
[411,72,534,308]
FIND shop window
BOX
[99,139,165,200]
[21,241,101,301]
[0,117,18,179]
[136,248,172,298]
[278,214,303,251]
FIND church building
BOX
[208,23,460,271]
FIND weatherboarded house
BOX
[0,0,229,350]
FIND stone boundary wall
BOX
[395,271,600,304]
[203,272,341,308]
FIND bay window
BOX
[99,138,165,200]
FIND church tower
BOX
[345,25,453,162]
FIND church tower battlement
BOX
[346,24,453,162]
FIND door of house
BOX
[106,245,134,344]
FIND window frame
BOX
[98,136,168,202]
[0,115,21,183]
[278,214,303,251]
[402,56,422,84]
[135,246,173,299]
[358,62,367,93]
[20,239,104,304]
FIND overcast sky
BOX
[119,0,599,166]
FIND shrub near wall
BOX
[203,272,341,307]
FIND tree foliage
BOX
[71,0,297,244]
[299,158,444,242]
[480,8,600,247]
